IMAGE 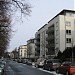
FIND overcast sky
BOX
[8,0,74,51]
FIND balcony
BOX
[46,43,55,48]
[46,27,54,34]
[35,47,40,51]
[35,36,40,40]
[35,48,40,57]
[46,35,54,41]
[35,41,40,46]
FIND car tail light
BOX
[52,63,58,68]
[0,69,2,73]
[70,66,75,74]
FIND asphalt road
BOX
[3,60,54,75]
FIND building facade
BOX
[27,38,35,61]
[46,9,75,58]
[35,9,75,59]
[18,45,27,59]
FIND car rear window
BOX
[71,63,75,66]
[52,60,59,63]
[47,59,60,63]
[47,61,52,63]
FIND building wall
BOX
[47,10,75,57]
[59,14,75,52]
[10,52,14,59]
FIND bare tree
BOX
[0,0,31,56]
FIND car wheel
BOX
[43,66,45,70]
[56,69,59,74]
[49,67,51,71]
[65,71,69,75]
[36,65,38,68]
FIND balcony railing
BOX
[46,35,54,41]
[46,43,55,48]
[35,36,40,40]
[46,27,54,34]
[35,41,40,46]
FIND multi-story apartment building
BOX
[35,9,75,59]
[35,24,48,59]
[46,9,75,58]
[9,52,14,59]
[27,38,35,61]
[18,45,27,59]
[35,32,40,58]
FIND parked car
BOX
[26,61,32,65]
[43,59,61,71]
[22,59,28,64]
[32,62,35,66]
[56,62,75,75]
[0,60,6,75]
[35,58,45,68]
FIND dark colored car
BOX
[0,60,6,75]
[56,62,75,75]
[26,61,32,65]
[43,59,60,71]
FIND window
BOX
[66,30,71,35]
[66,13,74,17]
[21,53,22,56]
[63,63,70,66]
[65,21,71,26]
[56,22,58,27]
[56,38,58,44]
[21,50,22,52]
[66,47,71,49]
[56,30,58,35]
[66,38,71,43]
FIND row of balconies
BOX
[46,29,54,34]
[35,26,55,57]
[46,43,55,48]
[46,35,54,41]
[35,41,40,46]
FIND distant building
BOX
[9,48,18,59]
[18,45,27,59]
[8,52,14,59]
[10,52,14,59]
[27,38,35,61]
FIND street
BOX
[3,60,61,75]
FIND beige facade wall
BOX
[59,15,75,52]
[18,45,27,58]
